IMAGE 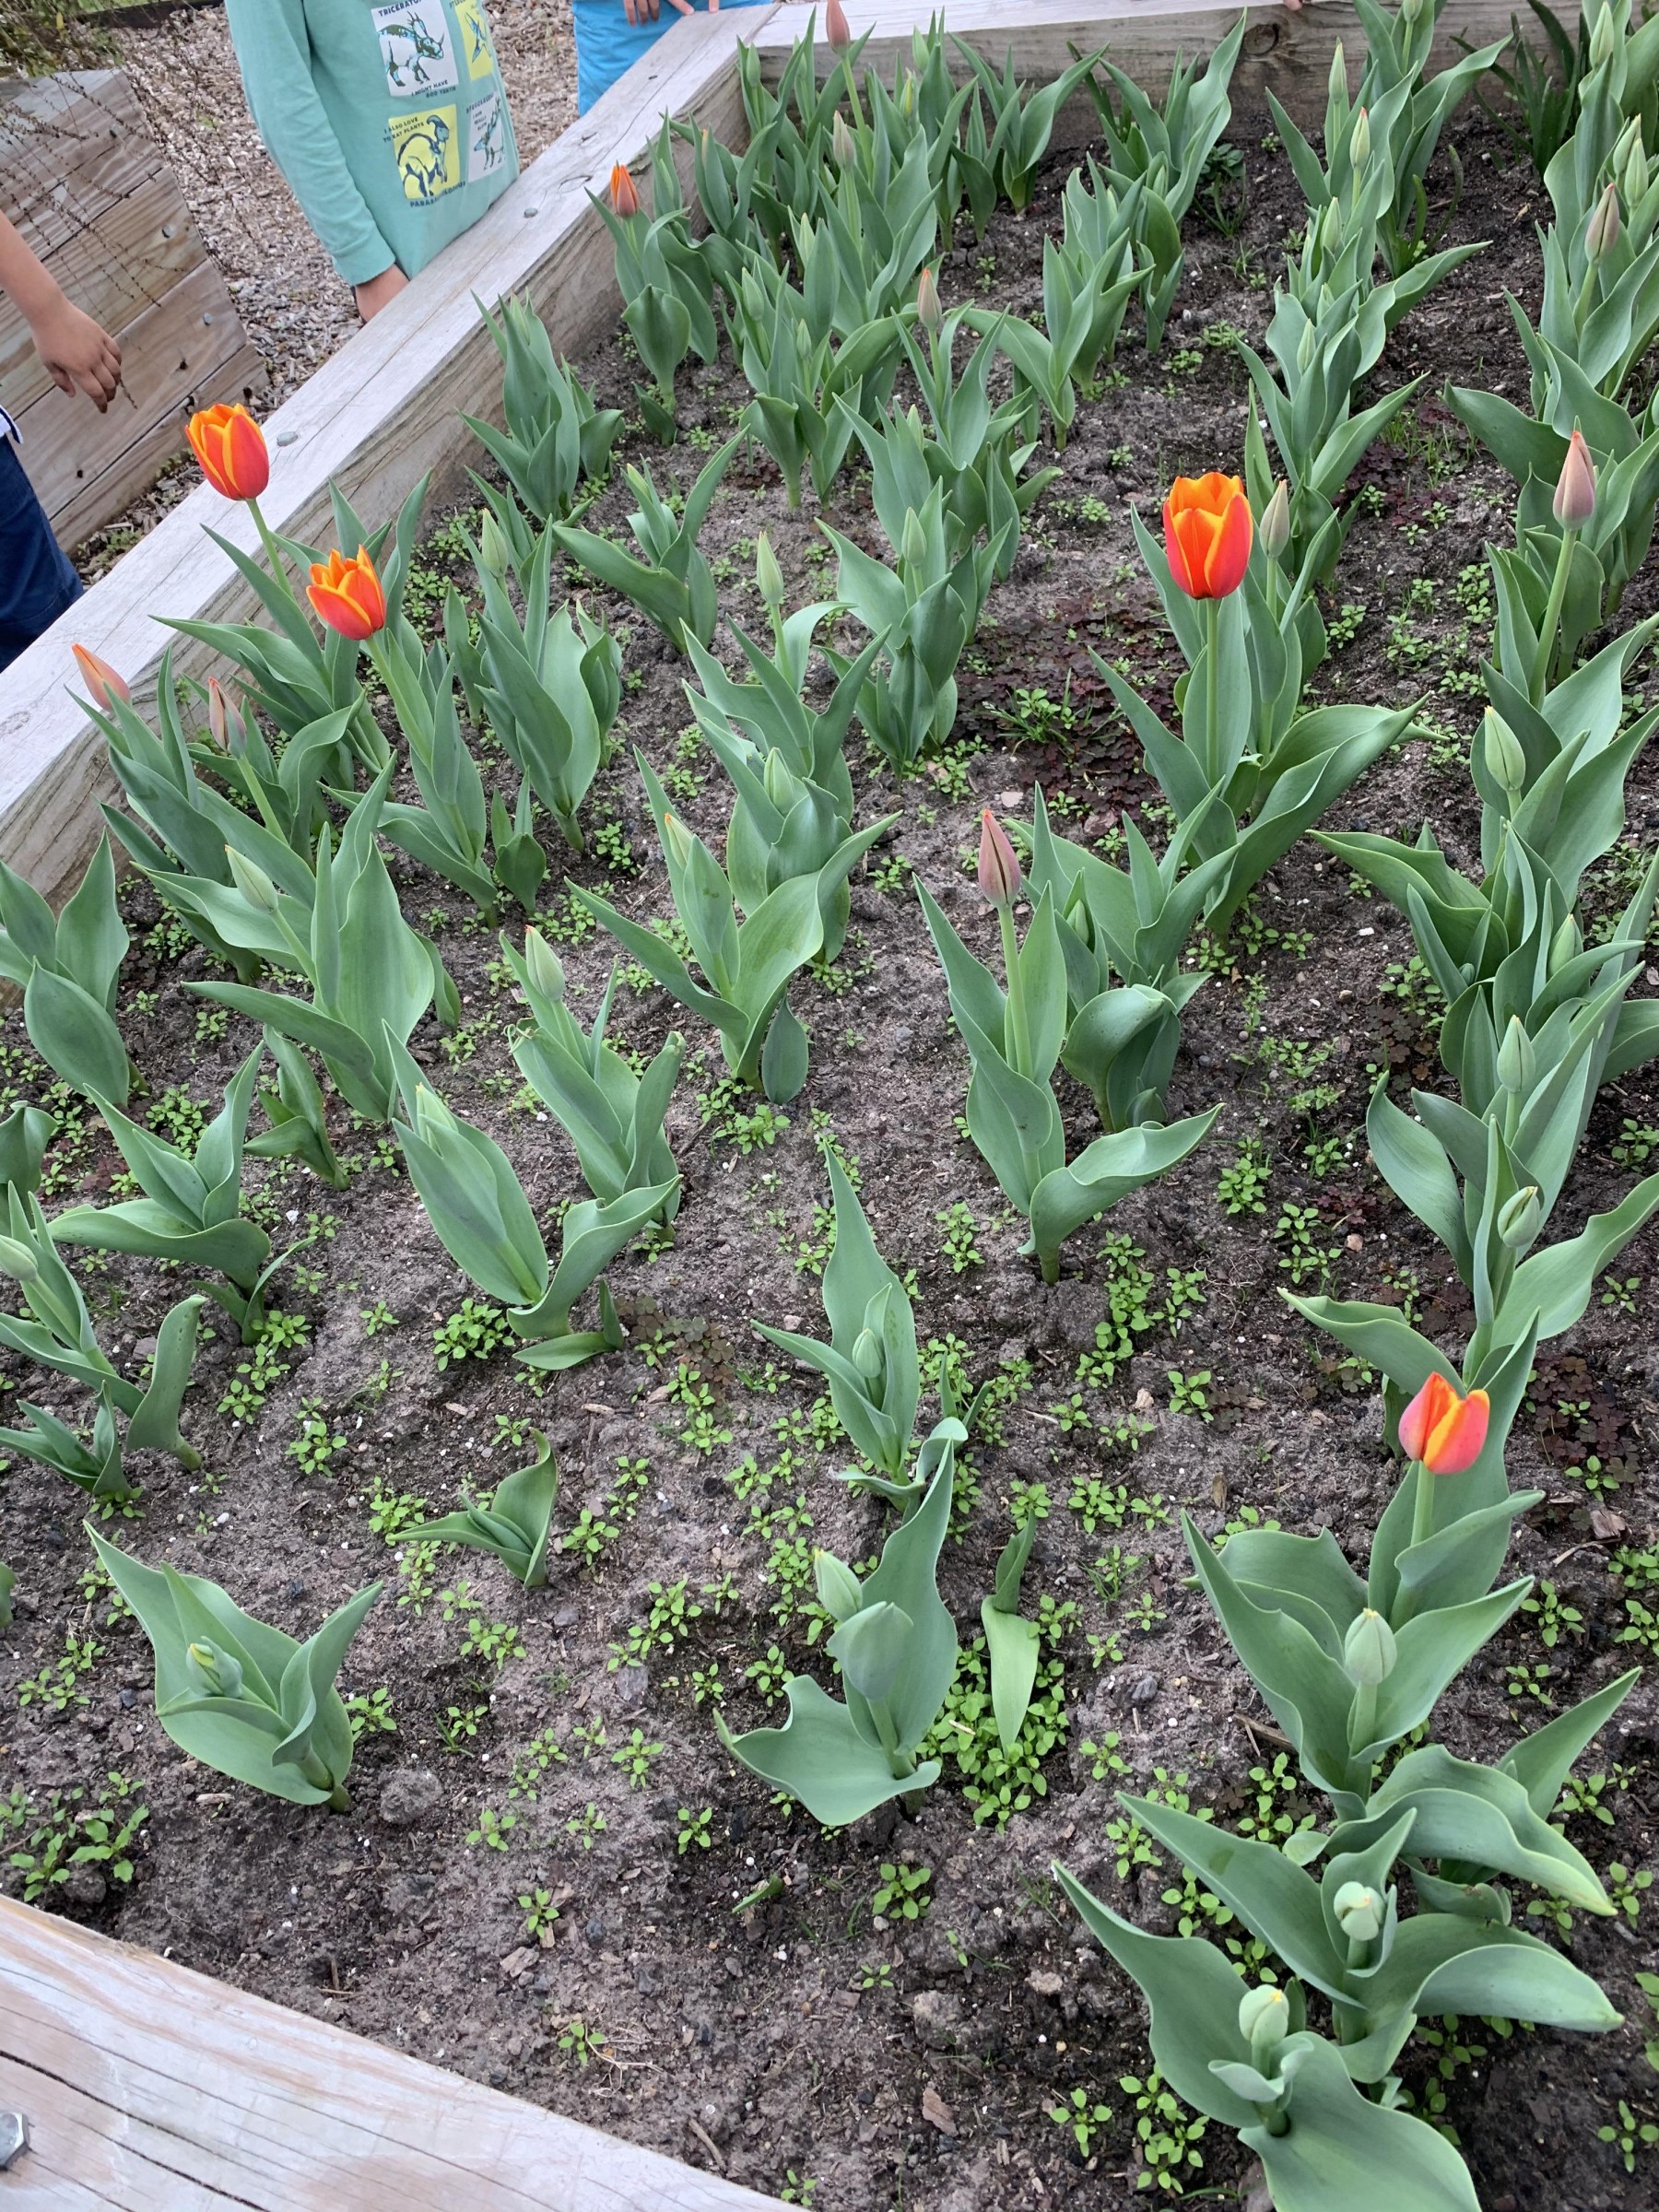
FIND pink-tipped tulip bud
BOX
[977,807,1021,907]
[825,0,852,50]
[71,642,129,710]
[1553,427,1597,529]
[206,677,230,750]
[1259,478,1291,560]
[1586,181,1621,261]
[917,265,942,335]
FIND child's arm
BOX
[224,0,400,302]
[0,212,122,412]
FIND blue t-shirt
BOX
[572,0,771,114]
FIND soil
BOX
[4,100,1658,2212]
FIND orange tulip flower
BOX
[1163,473,1253,600]
[609,163,641,218]
[71,642,129,710]
[187,404,270,502]
[1398,1372,1489,1475]
[306,547,386,641]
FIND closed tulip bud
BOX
[825,0,852,50]
[763,748,799,810]
[524,927,565,1004]
[756,531,785,608]
[1482,707,1526,794]
[1319,197,1344,259]
[1343,1607,1397,1687]
[1551,909,1582,967]
[662,812,695,870]
[609,162,640,218]
[1591,5,1615,69]
[1496,1013,1535,1096]
[1238,1984,1289,2053]
[978,807,1022,907]
[1328,41,1346,106]
[1349,105,1371,174]
[185,1640,244,1699]
[831,110,855,166]
[853,1325,885,1380]
[814,1548,863,1621]
[71,642,129,711]
[206,677,231,750]
[226,846,280,916]
[900,507,926,569]
[900,70,916,117]
[478,512,511,579]
[1333,1881,1384,1943]
[1499,1184,1542,1250]
[1296,317,1318,374]
[412,1084,459,1145]
[1625,135,1650,206]
[1402,0,1425,23]
[1587,181,1621,261]
[1260,478,1291,559]
[917,265,942,334]
[0,1235,40,1285]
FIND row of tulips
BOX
[18,15,1649,2209]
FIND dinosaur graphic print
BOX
[453,0,497,80]
[466,91,506,182]
[388,104,459,202]
[372,3,457,97]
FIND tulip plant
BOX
[1086,14,1245,235]
[1095,475,1411,936]
[577,755,894,1102]
[0,1189,204,1495]
[465,292,621,541]
[919,813,1218,1283]
[597,153,719,442]
[0,835,134,1107]
[548,438,737,653]
[718,1454,959,1828]
[91,1527,380,1811]
[400,1430,560,1587]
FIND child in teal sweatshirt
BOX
[224,1,520,320]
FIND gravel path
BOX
[76,0,577,574]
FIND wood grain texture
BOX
[0,68,260,546]
[0,10,777,910]
[0,1895,784,2210]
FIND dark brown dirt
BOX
[4,102,1656,2212]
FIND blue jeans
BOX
[0,433,82,675]
[572,0,771,113]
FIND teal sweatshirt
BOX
[225,0,520,288]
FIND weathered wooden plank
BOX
[0,6,778,912]
[0,1896,784,2209]
[746,0,1553,132]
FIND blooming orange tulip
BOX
[1398,1372,1489,1475]
[71,642,129,709]
[609,163,640,218]
[186,404,270,503]
[306,547,386,641]
[1163,473,1253,600]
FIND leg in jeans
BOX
[0,433,83,676]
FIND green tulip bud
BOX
[1328,40,1347,107]
[412,1083,460,1144]
[1498,1184,1542,1250]
[226,845,280,916]
[1496,1014,1535,1097]
[1259,479,1291,560]
[814,1548,863,1623]
[478,512,511,580]
[1550,910,1582,967]
[831,110,855,167]
[1343,1607,1397,1687]
[1591,5,1615,70]
[1615,116,1641,169]
[900,508,927,569]
[756,532,785,609]
[853,1325,885,1381]
[900,70,916,118]
[1333,1880,1384,1943]
[1482,708,1526,795]
[185,1639,244,1700]
[1401,0,1425,23]
[1319,198,1344,260]
[1586,181,1622,262]
[763,748,799,811]
[662,811,696,870]
[916,265,942,335]
[1296,317,1318,374]
[0,1234,40,1286]
[1238,1983,1290,2053]
[524,927,565,1006]
[1349,105,1371,174]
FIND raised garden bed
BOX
[4,6,1657,2211]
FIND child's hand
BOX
[355,265,411,322]
[30,293,122,412]
[624,0,695,23]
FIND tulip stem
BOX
[1347,1679,1378,1755]
[1408,1454,1436,1551]
[1530,524,1577,705]
[246,496,293,601]
[998,901,1032,1081]
[1203,598,1220,785]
